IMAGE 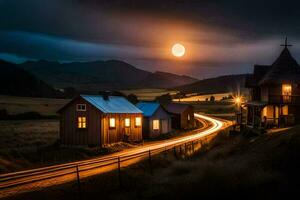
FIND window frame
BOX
[76,104,86,111]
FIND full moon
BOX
[172,43,185,57]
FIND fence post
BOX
[179,145,182,155]
[117,157,122,188]
[148,149,153,175]
[173,146,177,159]
[192,141,195,153]
[76,165,82,200]
[164,146,167,157]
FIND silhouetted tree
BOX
[210,95,215,102]
[63,87,78,98]
[156,93,172,104]
[127,94,139,104]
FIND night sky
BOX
[1,0,300,78]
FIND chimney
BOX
[98,91,110,101]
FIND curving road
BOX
[0,113,230,198]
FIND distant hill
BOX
[18,60,197,92]
[0,60,63,98]
[140,71,198,88]
[174,74,249,94]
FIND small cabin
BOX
[163,103,195,129]
[136,102,172,138]
[58,95,143,147]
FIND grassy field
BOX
[121,88,178,101]
[0,120,59,172]
[173,92,232,101]
[0,95,69,116]
[7,125,300,200]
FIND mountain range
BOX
[1,59,248,98]
[18,60,198,92]
[0,60,63,98]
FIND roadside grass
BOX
[6,126,300,200]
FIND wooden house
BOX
[58,95,143,147]
[163,103,195,129]
[245,41,300,128]
[136,102,172,138]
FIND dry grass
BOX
[0,120,59,172]
[173,92,231,101]
[0,120,59,151]
[0,95,69,115]
[120,88,178,101]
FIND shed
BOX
[58,95,143,147]
[163,103,195,129]
[136,102,172,138]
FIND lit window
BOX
[153,119,160,130]
[77,104,86,111]
[135,117,141,127]
[188,114,191,121]
[282,84,292,96]
[282,105,289,115]
[125,118,130,127]
[262,107,267,117]
[109,118,116,128]
[78,117,86,128]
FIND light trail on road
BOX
[0,113,229,198]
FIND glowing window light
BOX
[78,117,86,128]
[135,117,142,127]
[125,118,130,127]
[282,84,292,96]
[153,120,160,130]
[109,118,116,128]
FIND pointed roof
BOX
[259,47,300,85]
[136,102,160,117]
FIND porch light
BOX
[234,96,241,104]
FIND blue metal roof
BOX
[136,102,160,117]
[81,95,142,114]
